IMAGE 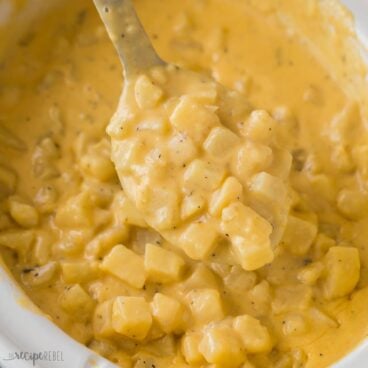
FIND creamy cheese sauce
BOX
[0,0,368,367]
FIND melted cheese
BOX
[0,0,368,367]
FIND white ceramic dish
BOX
[0,1,367,367]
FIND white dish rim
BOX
[0,0,368,367]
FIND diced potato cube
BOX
[112,191,146,227]
[145,334,176,355]
[111,138,144,173]
[112,296,152,340]
[221,202,273,270]
[199,325,245,367]
[93,299,115,338]
[151,293,185,333]
[21,262,58,287]
[233,315,272,353]
[181,332,205,365]
[60,284,95,319]
[248,172,287,207]
[181,192,206,220]
[80,153,116,182]
[136,180,180,230]
[281,216,317,256]
[180,220,219,260]
[190,79,218,104]
[337,189,368,220]
[297,261,324,286]
[243,110,276,144]
[224,266,257,295]
[145,243,185,283]
[322,246,360,300]
[0,229,34,250]
[56,229,93,255]
[181,264,219,291]
[85,226,129,259]
[186,289,224,326]
[231,142,272,181]
[309,174,337,202]
[170,96,219,143]
[81,181,114,208]
[61,261,99,283]
[101,245,145,289]
[272,285,312,314]
[135,74,163,109]
[94,208,112,228]
[32,231,51,265]
[220,201,268,237]
[209,177,243,217]
[268,148,292,179]
[55,192,93,228]
[183,159,225,192]
[136,115,169,133]
[204,127,239,159]
[247,281,271,315]
[231,236,274,271]
[8,197,39,228]
[168,133,198,167]
[313,234,335,258]
[106,107,135,138]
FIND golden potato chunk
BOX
[60,284,95,320]
[55,192,93,228]
[297,262,324,286]
[231,142,272,181]
[186,289,224,326]
[180,219,219,260]
[145,243,185,283]
[181,192,206,220]
[112,191,146,227]
[243,110,276,145]
[281,215,317,256]
[101,245,145,289]
[170,96,218,143]
[183,159,225,192]
[233,315,272,353]
[0,229,34,251]
[203,127,239,159]
[199,325,245,367]
[112,296,152,340]
[136,180,180,230]
[181,331,205,364]
[8,197,39,228]
[93,299,115,338]
[135,74,163,109]
[209,176,243,217]
[151,293,185,333]
[221,201,273,270]
[322,246,360,300]
[61,261,99,284]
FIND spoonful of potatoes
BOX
[94,0,292,271]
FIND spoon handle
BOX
[93,0,164,77]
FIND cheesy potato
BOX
[0,0,368,368]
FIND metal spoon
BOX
[93,0,291,269]
[93,0,164,78]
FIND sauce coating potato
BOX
[0,0,368,367]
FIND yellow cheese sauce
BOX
[0,0,368,367]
